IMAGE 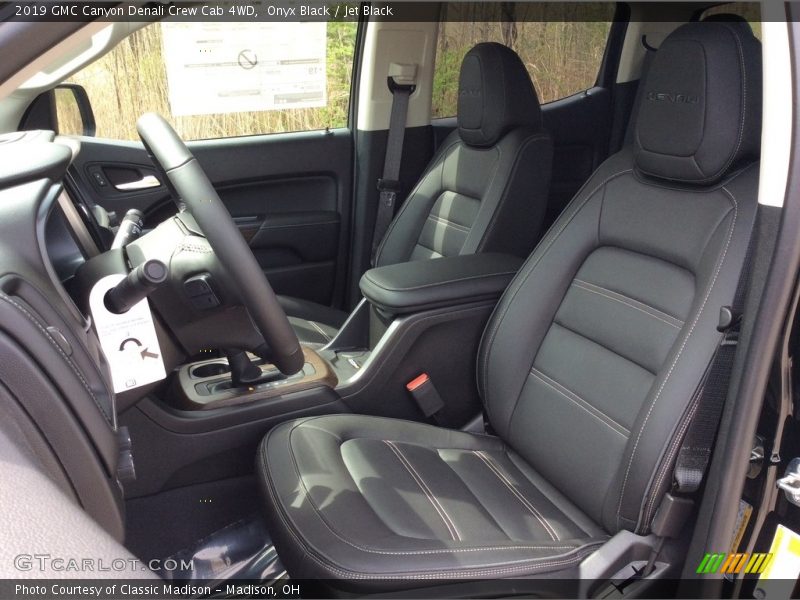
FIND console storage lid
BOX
[359,253,523,315]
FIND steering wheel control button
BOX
[184,273,220,310]
[183,273,212,296]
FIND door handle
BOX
[114,175,161,191]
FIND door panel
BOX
[69,129,353,308]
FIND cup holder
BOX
[191,362,231,378]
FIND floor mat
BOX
[126,476,262,561]
[159,515,286,585]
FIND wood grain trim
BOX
[179,347,337,410]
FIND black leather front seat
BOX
[258,22,761,582]
[283,42,553,344]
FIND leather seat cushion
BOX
[257,414,606,580]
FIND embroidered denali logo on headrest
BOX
[646,91,700,104]
[459,88,481,97]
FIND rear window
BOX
[432,3,616,118]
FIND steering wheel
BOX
[136,113,304,375]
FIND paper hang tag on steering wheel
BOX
[89,274,167,393]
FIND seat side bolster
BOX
[607,165,760,533]
[374,133,462,267]
[470,129,553,258]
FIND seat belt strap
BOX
[370,63,416,266]
[646,223,757,543]
[673,226,757,494]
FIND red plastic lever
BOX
[406,373,430,391]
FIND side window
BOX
[432,3,615,118]
[62,21,357,140]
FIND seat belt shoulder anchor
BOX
[387,62,417,93]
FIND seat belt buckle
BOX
[406,373,445,420]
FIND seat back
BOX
[477,22,762,535]
[375,42,553,266]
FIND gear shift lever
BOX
[225,349,263,387]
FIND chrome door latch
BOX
[777,457,800,507]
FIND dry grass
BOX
[64,21,357,140]
[62,7,617,140]
[433,4,614,116]
[61,3,761,140]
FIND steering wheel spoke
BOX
[136,113,303,376]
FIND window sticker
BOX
[161,22,327,116]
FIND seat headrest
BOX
[457,42,542,148]
[634,22,762,185]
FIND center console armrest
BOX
[360,253,523,315]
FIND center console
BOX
[127,253,522,497]
[173,346,337,410]
[170,252,523,423]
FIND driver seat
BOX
[257,22,762,583]
[282,42,552,345]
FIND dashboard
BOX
[0,129,118,326]
[0,128,127,537]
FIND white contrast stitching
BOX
[265,431,601,577]
[308,321,332,342]
[426,214,471,233]
[374,139,462,263]
[571,279,684,329]
[529,368,630,438]
[0,293,110,422]
[712,25,747,182]
[479,168,633,411]
[385,441,462,541]
[473,451,559,541]
[615,189,737,527]
[641,386,702,527]
[273,419,586,556]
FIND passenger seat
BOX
[281,42,553,344]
